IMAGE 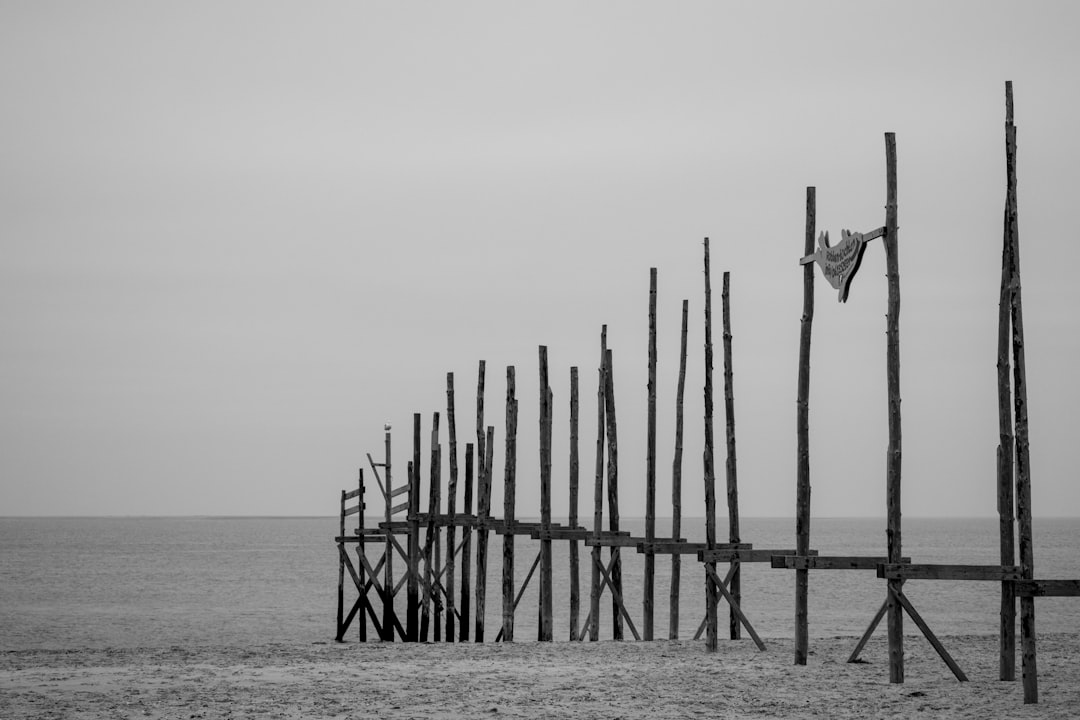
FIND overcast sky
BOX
[2,2,1079,519]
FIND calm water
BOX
[1,516,1078,650]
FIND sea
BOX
[1,516,1078,651]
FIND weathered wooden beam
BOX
[771,555,907,570]
[1013,580,1080,597]
[878,564,1022,581]
[702,236,718,653]
[700,548,805,564]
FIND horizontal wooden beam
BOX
[878,564,1022,581]
[586,534,646,548]
[637,542,709,555]
[771,555,908,570]
[700,548,814,563]
[389,483,411,498]
[1013,579,1080,597]
[343,504,363,517]
[343,488,363,501]
[389,500,410,516]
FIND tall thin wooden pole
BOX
[407,413,422,641]
[1004,80,1038,705]
[644,268,658,641]
[721,270,741,640]
[474,362,488,642]
[336,487,346,639]
[475,426,494,642]
[357,468,367,642]
[669,298,689,640]
[996,84,1017,680]
[445,373,458,642]
[604,347,624,641]
[538,346,554,641]
[589,326,607,641]
[421,413,441,642]
[460,441,474,641]
[382,429,394,641]
[703,237,719,653]
[569,366,581,641]
[883,132,905,684]
[501,366,518,642]
[795,187,815,665]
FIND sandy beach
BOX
[2,633,1078,719]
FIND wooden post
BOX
[883,132,904,684]
[382,429,394,641]
[421,413,440,642]
[407,413,422,641]
[721,271,741,641]
[703,237,719,652]
[445,373,458,642]
[669,298,689,640]
[475,426,494,642]
[795,187,815,665]
[569,366,581,641]
[996,84,1017,680]
[644,268,658,641]
[357,469,367,642]
[460,442,473,641]
[336,488,346,640]
[1004,80,1038,704]
[538,346,554,641]
[501,366,518,642]
[474,361,488,642]
[604,347,624,640]
[589,326,607,642]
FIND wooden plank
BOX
[704,564,765,651]
[389,500,410,516]
[771,555,908,570]
[878,564,1022,581]
[1013,580,1080,597]
[390,483,410,498]
[700,548,803,563]
[342,504,363,517]
[585,534,644,548]
[538,346,554,642]
[445,372,459,643]
[343,487,363,501]
[892,586,968,682]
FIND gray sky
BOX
[2,2,1079,518]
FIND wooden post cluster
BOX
[338,258,789,650]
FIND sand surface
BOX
[2,634,1077,719]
